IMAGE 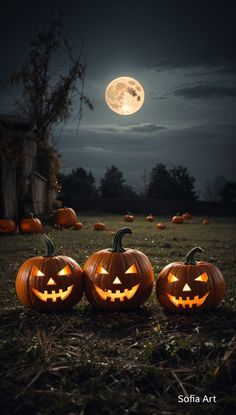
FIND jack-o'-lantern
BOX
[54,207,77,227]
[20,213,43,233]
[94,222,105,231]
[83,227,154,311]
[124,213,134,222]
[157,223,166,230]
[156,247,225,313]
[15,234,83,312]
[0,219,17,234]
[146,213,154,222]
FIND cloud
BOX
[81,123,167,134]
[173,85,236,99]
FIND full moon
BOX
[105,76,145,115]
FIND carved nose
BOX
[183,283,191,292]
[47,278,56,286]
[113,276,122,285]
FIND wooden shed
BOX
[0,114,54,221]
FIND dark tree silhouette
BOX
[9,13,93,141]
[147,164,172,198]
[220,181,236,203]
[59,168,97,205]
[147,163,196,199]
[100,166,125,197]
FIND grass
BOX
[0,214,236,415]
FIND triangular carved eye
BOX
[57,265,71,276]
[96,265,109,274]
[168,273,179,283]
[195,272,208,282]
[32,266,44,277]
[125,264,137,274]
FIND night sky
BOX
[0,0,236,196]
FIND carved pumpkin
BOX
[83,227,154,311]
[94,222,105,231]
[172,215,183,224]
[157,223,166,230]
[54,207,77,227]
[182,212,192,220]
[73,222,83,230]
[124,213,134,222]
[156,247,225,313]
[15,234,83,312]
[202,218,209,225]
[20,213,43,233]
[0,219,17,234]
[146,213,154,222]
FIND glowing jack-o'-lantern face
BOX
[83,228,154,311]
[156,247,225,313]
[16,235,83,312]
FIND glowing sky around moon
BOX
[105,76,145,115]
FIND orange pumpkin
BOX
[15,234,83,312]
[172,215,183,224]
[54,207,77,227]
[94,222,105,231]
[156,247,225,313]
[73,222,83,230]
[83,227,154,311]
[0,219,17,234]
[145,213,154,222]
[182,212,192,220]
[20,213,43,233]
[202,218,209,225]
[157,223,166,230]
[124,213,134,222]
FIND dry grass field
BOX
[0,214,236,415]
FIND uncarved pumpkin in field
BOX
[172,215,183,224]
[182,212,192,220]
[94,222,105,231]
[73,222,83,230]
[156,247,225,313]
[145,213,154,222]
[124,213,134,222]
[83,227,154,311]
[157,223,166,230]
[20,213,43,233]
[54,207,77,227]
[15,234,83,312]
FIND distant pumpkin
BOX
[0,219,17,234]
[157,223,166,230]
[20,213,43,233]
[182,212,192,220]
[202,218,209,225]
[83,227,154,311]
[54,207,77,227]
[73,222,83,230]
[156,246,225,313]
[94,222,105,231]
[124,213,134,222]
[172,215,183,224]
[145,213,154,222]
[15,234,83,312]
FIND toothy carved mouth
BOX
[167,292,209,308]
[94,284,140,302]
[31,285,74,302]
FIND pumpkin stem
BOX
[111,227,132,252]
[41,234,56,257]
[185,246,204,265]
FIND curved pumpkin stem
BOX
[111,227,132,252]
[41,234,56,257]
[185,246,204,265]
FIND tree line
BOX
[59,164,236,204]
